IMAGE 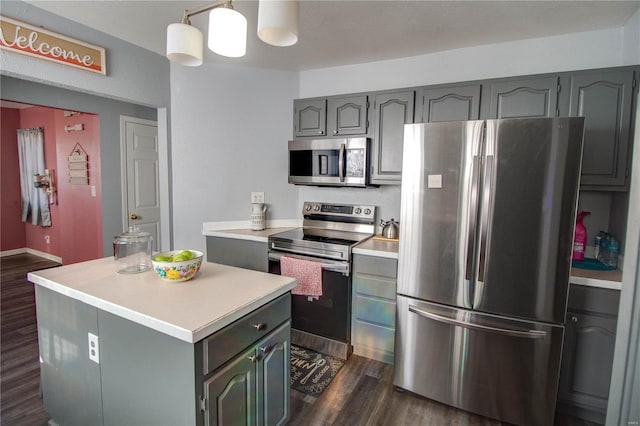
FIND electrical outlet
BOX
[251,192,265,203]
[88,333,100,364]
[90,185,96,197]
[44,235,50,244]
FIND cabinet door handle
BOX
[248,355,258,363]
[571,315,578,323]
[318,130,323,134]
[333,130,338,134]
[252,323,265,331]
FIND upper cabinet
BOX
[486,76,559,119]
[569,69,637,189]
[293,95,368,138]
[327,95,369,136]
[370,90,415,184]
[418,84,481,123]
[293,99,326,137]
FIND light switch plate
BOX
[251,192,265,203]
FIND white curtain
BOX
[17,127,51,227]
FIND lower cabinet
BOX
[200,293,291,426]
[351,254,398,364]
[206,236,268,272]
[557,284,620,424]
[204,321,290,426]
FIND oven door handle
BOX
[268,252,350,276]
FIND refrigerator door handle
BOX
[477,154,494,284]
[465,155,481,282]
[408,304,547,339]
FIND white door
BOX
[121,117,160,251]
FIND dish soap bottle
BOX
[572,211,590,261]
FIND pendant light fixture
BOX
[257,0,299,47]
[166,0,299,67]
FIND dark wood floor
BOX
[1,253,59,425]
[1,253,598,426]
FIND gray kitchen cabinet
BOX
[486,76,559,119]
[370,90,415,184]
[293,98,326,137]
[557,284,620,425]
[418,84,481,123]
[351,254,398,363]
[327,94,369,136]
[207,236,268,272]
[569,68,637,189]
[202,294,291,426]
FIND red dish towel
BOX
[280,256,323,297]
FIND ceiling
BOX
[24,1,640,71]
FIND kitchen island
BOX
[28,257,296,426]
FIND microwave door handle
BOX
[338,143,346,182]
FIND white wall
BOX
[299,27,628,97]
[623,8,640,65]
[170,63,299,251]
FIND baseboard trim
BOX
[0,248,27,257]
[1,247,62,264]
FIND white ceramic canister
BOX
[251,203,267,231]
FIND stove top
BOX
[268,202,376,261]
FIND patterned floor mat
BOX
[290,345,345,396]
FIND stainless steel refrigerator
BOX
[394,117,585,426]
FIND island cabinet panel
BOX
[370,90,415,184]
[35,286,103,426]
[418,84,481,123]
[351,254,398,363]
[203,321,291,426]
[486,76,559,119]
[557,284,620,425]
[569,69,636,189]
[293,98,327,137]
[206,236,268,272]
[98,310,197,426]
[326,95,369,136]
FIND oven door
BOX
[288,138,369,187]
[268,252,351,343]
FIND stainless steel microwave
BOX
[288,137,371,187]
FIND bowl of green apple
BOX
[151,250,204,282]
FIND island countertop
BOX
[27,257,296,344]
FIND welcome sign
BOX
[0,15,106,75]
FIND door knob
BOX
[130,213,139,220]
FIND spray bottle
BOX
[572,211,591,261]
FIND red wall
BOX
[19,107,61,256]
[0,106,103,264]
[55,110,103,264]
[0,108,26,251]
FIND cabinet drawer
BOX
[202,293,291,375]
[354,273,396,300]
[567,285,620,317]
[352,320,395,352]
[353,255,397,278]
[354,295,396,327]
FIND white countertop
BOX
[204,227,297,243]
[353,237,399,259]
[27,257,297,344]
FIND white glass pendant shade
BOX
[257,0,298,47]
[166,23,204,66]
[208,7,247,58]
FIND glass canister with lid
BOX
[113,226,153,273]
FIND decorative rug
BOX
[290,345,345,396]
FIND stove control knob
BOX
[313,205,320,212]
[354,207,362,214]
[305,204,312,211]
[364,208,371,215]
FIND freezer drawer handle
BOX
[408,305,547,339]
